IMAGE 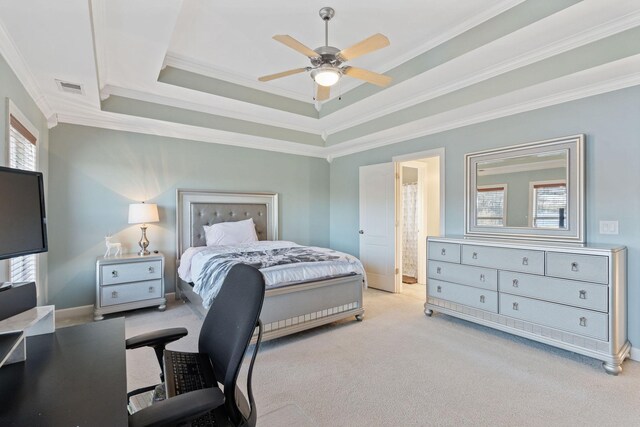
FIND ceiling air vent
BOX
[55,79,84,95]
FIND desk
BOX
[0,318,127,426]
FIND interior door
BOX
[359,163,397,292]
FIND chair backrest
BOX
[198,263,265,425]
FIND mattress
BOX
[178,241,366,309]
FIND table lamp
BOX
[128,202,159,256]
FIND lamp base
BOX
[138,225,150,256]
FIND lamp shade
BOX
[128,203,159,224]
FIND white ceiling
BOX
[0,0,639,158]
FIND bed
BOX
[175,189,365,342]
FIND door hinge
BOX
[395,173,400,179]
[395,268,399,275]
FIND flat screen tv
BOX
[0,166,48,260]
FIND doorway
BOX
[394,149,444,296]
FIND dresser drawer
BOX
[546,252,608,284]
[101,260,162,285]
[499,293,608,341]
[428,279,498,313]
[498,271,608,312]
[428,261,497,291]
[428,241,461,263]
[100,280,162,306]
[462,245,544,275]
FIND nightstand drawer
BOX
[100,280,162,306]
[101,260,162,285]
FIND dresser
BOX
[426,236,629,374]
[94,253,166,320]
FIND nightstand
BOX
[94,253,166,321]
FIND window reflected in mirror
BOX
[475,150,568,229]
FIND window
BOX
[476,185,506,226]
[8,113,38,283]
[531,182,567,229]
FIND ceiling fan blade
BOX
[316,84,330,101]
[338,33,390,61]
[273,35,321,58]
[258,68,308,82]
[343,66,392,87]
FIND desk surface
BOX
[0,318,127,426]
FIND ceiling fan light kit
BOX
[258,6,391,100]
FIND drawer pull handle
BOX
[441,248,446,256]
[579,317,587,327]
[436,285,442,293]
[512,302,519,311]
[522,257,528,266]
[512,279,519,287]
[472,252,478,259]
[436,267,442,274]
[111,270,118,278]
[111,291,118,299]
[579,290,587,299]
[148,266,155,274]
[480,295,485,303]
[149,286,155,293]
[571,262,579,272]
[479,274,485,282]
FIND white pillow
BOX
[203,218,259,246]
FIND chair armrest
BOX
[128,388,224,427]
[125,328,188,350]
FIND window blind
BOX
[476,186,505,226]
[532,183,567,228]
[9,114,37,283]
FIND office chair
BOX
[126,264,266,427]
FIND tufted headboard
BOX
[177,190,278,259]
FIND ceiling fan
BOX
[258,7,392,101]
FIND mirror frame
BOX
[465,134,585,243]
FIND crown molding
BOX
[327,64,640,159]
[56,108,327,158]
[163,52,314,103]
[102,84,324,135]
[322,7,640,137]
[0,17,56,126]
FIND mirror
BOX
[465,135,585,242]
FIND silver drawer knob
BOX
[512,279,519,287]
[571,262,579,272]
[148,286,155,293]
[512,302,519,311]
[148,266,155,274]
[579,290,587,299]
[522,257,528,266]
[479,274,485,282]
[480,295,485,303]
[441,248,446,256]
[436,267,442,274]
[472,252,478,259]
[579,317,587,327]
[437,285,442,293]
[111,270,118,278]
[111,291,118,299]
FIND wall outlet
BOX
[599,220,619,235]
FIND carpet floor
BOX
[122,286,640,426]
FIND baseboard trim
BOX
[55,304,94,321]
[54,293,177,322]
[629,346,639,362]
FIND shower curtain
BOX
[402,183,418,279]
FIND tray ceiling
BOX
[1,0,639,159]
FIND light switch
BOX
[599,220,619,235]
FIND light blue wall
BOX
[329,86,640,346]
[47,124,330,309]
